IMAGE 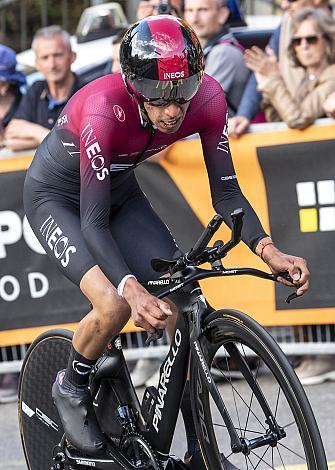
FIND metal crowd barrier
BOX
[1,324,335,374]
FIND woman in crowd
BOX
[0,44,26,148]
[244,7,335,129]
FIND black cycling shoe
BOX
[52,370,106,456]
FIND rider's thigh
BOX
[24,175,95,286]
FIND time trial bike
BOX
[18,209,327,469]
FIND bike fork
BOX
[192,320,286,456]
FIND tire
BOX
[190,309,327,470]
[18,329,73,470]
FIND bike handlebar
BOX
[186,214,223,261]
[145,209,299,345]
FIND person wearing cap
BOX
[4,25,81,152]
[0,44,26,148]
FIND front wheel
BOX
[18,329,73,470]
[190,309,327,469]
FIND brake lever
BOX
[286,292,300,304]
[275,272,301,304]
[146,329,164,345]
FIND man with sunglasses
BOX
[23,15,310,468]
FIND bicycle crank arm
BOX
[54,442,141,470]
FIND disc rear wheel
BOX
[18,329,72,470]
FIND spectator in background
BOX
[0,45,26,147]
[323,91,335,117]
[313,0,334,15]
[184,0,249,116]
[245,8,335,129]
[246,7,335,385]
[4,25,81,151]
[137,0,184,19]
[103,28,128,75]
[229,0,315,137]
[0,44,26,403]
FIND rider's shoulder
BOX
[76,73,130,105]
[191,73,226,118]
[195,73,226,102]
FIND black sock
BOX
[180,380,199,456]
[64,346,96,387]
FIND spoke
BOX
[247,454,257,470]
[216,370,267,431]
[281,419,297,429]
[272,446,274,468]
[274,385,281,419]
[251,448,275,469]
[277,444,287,470]
[245,454,249,470]
[213,421,264,435]
[278,441,306,461]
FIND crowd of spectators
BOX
[1,0,335,401]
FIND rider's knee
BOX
[93,286,129,323]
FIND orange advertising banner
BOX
[0,122,334,347]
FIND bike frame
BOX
[54,210,297,468]
[139,266,284,459]
[87,263,285,468]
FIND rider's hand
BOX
[122,277,172,333]
[228,116,250,138]
[261,244,310,296]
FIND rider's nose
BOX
[164,103,181,119]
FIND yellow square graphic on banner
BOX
[299,208,318,232]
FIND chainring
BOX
[120,432,162,469]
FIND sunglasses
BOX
[147,97,190,106]
[292,34,322,47]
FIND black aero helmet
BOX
[120,15,204,104]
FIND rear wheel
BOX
[191,309,327,469]
[18,329,72,470]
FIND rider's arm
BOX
[198,80,268,253]
[198,78,309,293]
[78,112,134,289]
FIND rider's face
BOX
[143,101,190,134]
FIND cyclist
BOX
[23,15,309,468]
